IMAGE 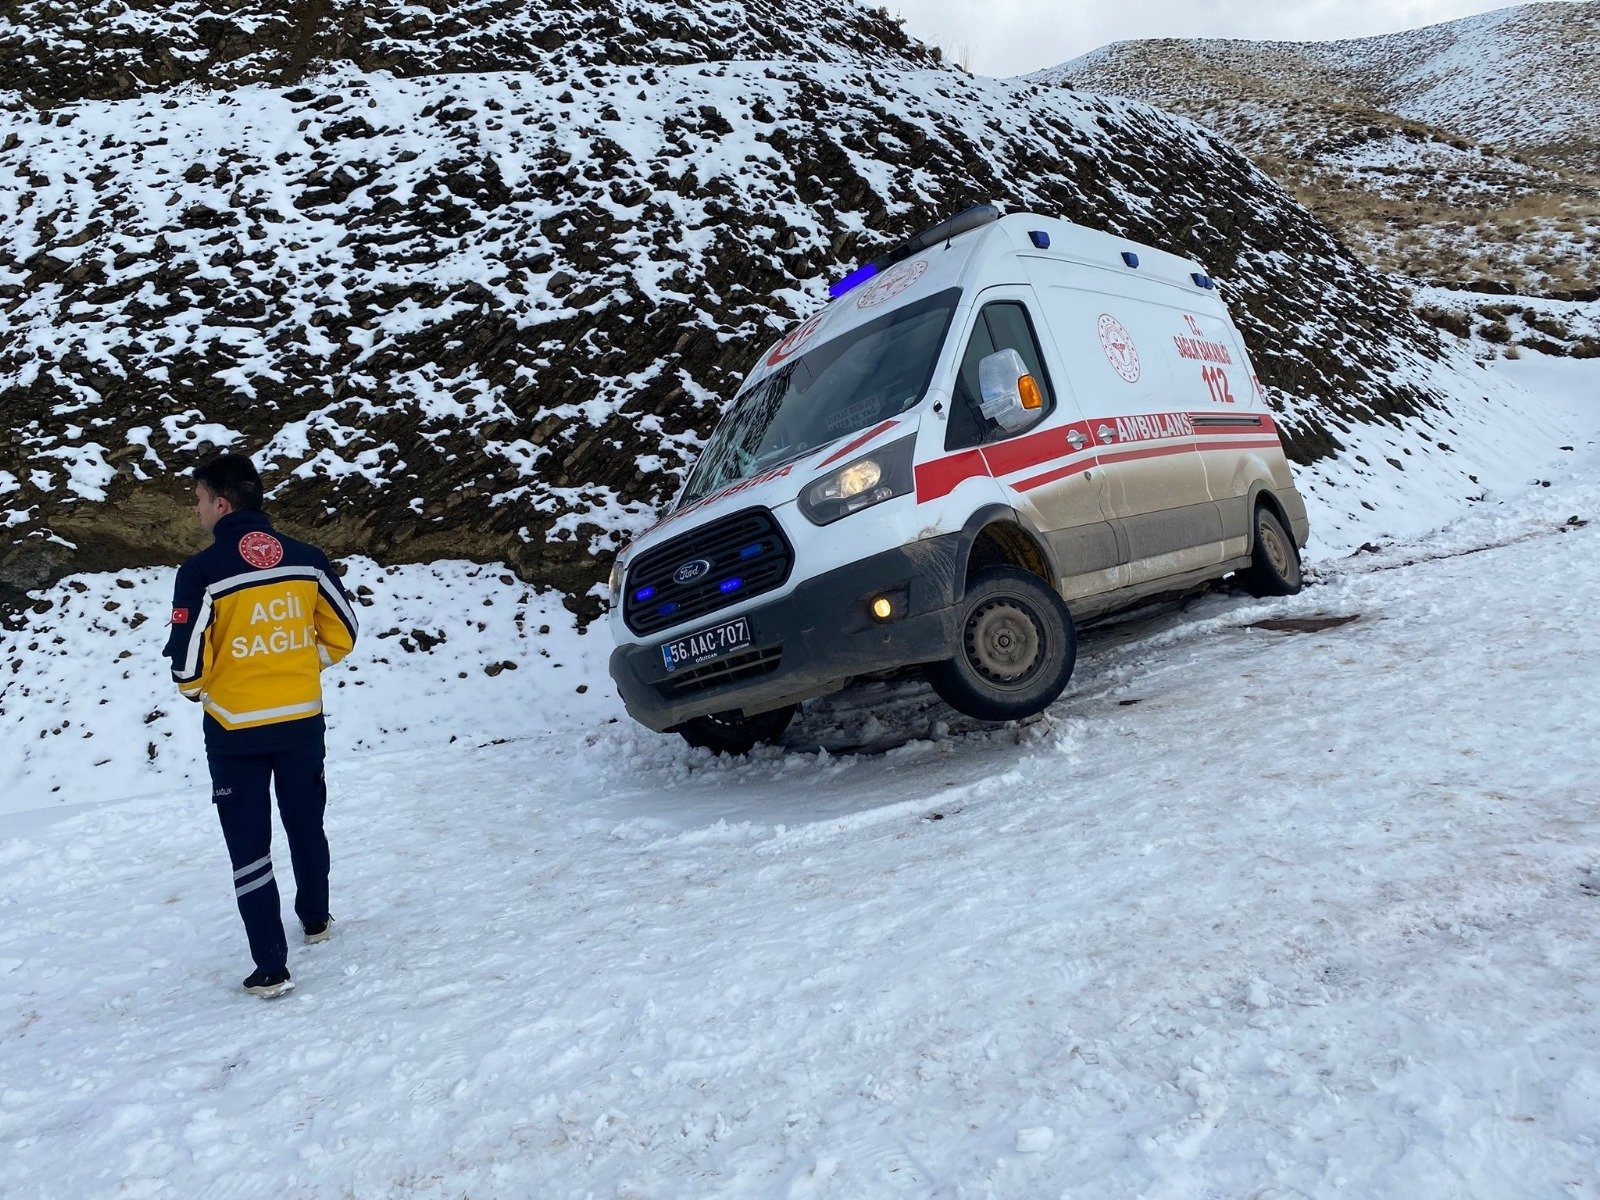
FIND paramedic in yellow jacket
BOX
[163,454,360,998]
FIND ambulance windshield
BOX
[681,289,959,506]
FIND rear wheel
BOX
[1239,506,1303,597]
[676,704,797,756]
[928,566,1077,722]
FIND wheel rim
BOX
[1261,519,1296,580]
[964,598,1045,687]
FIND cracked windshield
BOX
[681,288,959,504]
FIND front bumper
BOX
[609,535,964,732]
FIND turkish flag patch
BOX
[172,608,190,624]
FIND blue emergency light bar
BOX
[826,204,1002,300]
[634,586,656,602]
[1122,252,1140,268]
[719,578,743,594]
[1191,273,1215,289]
[828,263,878,299]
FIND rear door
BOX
[1025,260,1223,585]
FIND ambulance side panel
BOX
[1189,309,1310,556]
[926,282,1124,602]
[1024,259,1224,591]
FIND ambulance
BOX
[607,205,1310,752]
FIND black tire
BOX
[1239,505,1303,597]
[677,704,798,756]
[927,566,1077,722]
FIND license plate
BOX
[660,616,752,672]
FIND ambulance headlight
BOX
[799,435,917,525]
[608,557,624,599]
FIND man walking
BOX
[163,453,360,998]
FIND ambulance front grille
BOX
[656,646,783,699]
[623,508,794,637]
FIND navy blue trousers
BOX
[209,740,330,974]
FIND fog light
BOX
[870,596,894,621]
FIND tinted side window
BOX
[945,302,1055,452]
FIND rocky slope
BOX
[1,0,940,104]
[0,0,1498,610]
[1034,2,1600,297]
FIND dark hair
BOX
[194,453,265,512]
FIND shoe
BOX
[303,916,334,945]
[242,968,294,998]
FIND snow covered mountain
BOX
[1033,1,1600,297]
[0,0,1553,610]
[0,0,940,103]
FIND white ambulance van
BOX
[608,205,1310,752]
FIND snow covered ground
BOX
[2,356,1598,1197]
[0,560,616,824]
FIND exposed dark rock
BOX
[0,2,1477,614]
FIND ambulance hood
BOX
[626,411,911,556]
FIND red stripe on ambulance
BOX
[914,449,989,502]
[816,419,900,469]
[980,420,1097,476]
[914,411,1284,503]
[1012,456,1096,493]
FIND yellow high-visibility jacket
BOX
[164,511,359,751]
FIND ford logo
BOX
[672,558,712,585]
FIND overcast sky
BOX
[891,0,1548,76]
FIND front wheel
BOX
[676,704,797,756]
[1239,506,1303,597]
[927,566,1077,722]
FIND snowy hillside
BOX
[1034,2,1600,296]
[1414,291,1600,360]
[2,357,1597,1198]
[4,2,1598,1193]
[0,0,1526,610]
[1045,2,1599,168]
[3,353,1591,815]
[0,0,939,104]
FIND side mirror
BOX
[977,348,1045,433]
